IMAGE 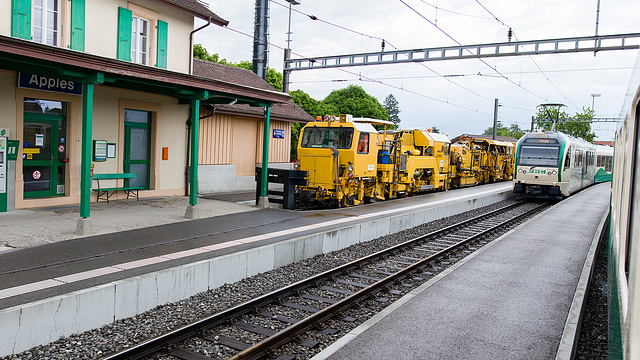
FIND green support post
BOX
[80,82,94,218]
[189,99,200,206]
[260,105,271,198]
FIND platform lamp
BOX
[282,0,300,93]
[591,93,601,112]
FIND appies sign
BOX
[18,73,82,95]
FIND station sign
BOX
[18,73,82,96]
[273,129,285,139]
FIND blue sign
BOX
[273,129,285,139]
[18,73,82,95]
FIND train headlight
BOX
[348,164,354,172]
[518,169,527,174]
[348,171,354,178]
[293,162,300,169]
[548,170,557,176]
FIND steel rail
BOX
[99,201,536,360]
[230,201,548,360]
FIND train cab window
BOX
[357,133,369,154]
[301,127,354,150]
[518,144,560,167]
[564,147,571,170]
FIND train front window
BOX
[301,127,354,149]
[518,145,560,167]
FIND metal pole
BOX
[80,82,93,218]
[283,49,291,93]
[258,105,272,208]
[189,100,200,206]
[492,98,498,140]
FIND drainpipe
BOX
[189,17,212,75]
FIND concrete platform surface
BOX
[0,183,514,356]
[317,183,610,360]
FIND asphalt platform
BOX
[314,182,611,360]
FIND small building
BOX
[0,0,309,226]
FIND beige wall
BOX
[0,71,18,136]
[257,119,292,163]
[4,0,194,74]
[199,112,292,170]
[3,82,189,209]
[86,0,193,73]
[0,2,12,37]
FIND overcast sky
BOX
[196,0,640,140]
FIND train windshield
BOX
[300,127,354,149]
[518,145,560,167]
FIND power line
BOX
[473,0,580,110]
[399,0,550,104]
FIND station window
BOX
[116,5,167,68]
[131,15,149,65]
[33,0,61,46]
[357,133,369,154]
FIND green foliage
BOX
[290,122,303,161]
[323,85,388,120]
[534,107,596,142]
[482,122,526,139]
[383,94,401,128]
[193,43,226,63]
[431,126,440,134]
[289,90,339,119]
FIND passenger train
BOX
[512,131,598,199]
[608,71,640,360]
[294,114,515,208]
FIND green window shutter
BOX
[156,20,168,69]
[116,7,132,61]
[11,0,31,40]
[70,0,85,51]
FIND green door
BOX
[23,104,67,198]
[123,109,151,188]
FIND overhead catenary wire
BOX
[473,0,580,111]
[399,0,550,104]
[224,1,532,125]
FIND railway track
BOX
[101,200,548,360]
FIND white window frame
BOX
[131,14,150,65]
[33,0,62,46]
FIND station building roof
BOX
[193,59,314,123]
[0,35,290,107]
[156,0,229,24]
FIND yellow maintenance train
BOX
[294,114,515,208]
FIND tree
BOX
[193,43,226,63]
[482,122,526,139]
[289,90,339,119]
[323,85,388,120]
[534,107,596,142]
[431,126,440,134]
[383,94,401,128]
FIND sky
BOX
[195,0,640,140]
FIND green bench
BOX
[92,173,144,203]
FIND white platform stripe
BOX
[0,185,509,300]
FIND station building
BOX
[0,0,311,215]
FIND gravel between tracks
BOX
[2,199,567,360]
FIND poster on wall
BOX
[93,140,107,161]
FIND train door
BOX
[22,99,67,198]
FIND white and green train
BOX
[513,131,598,199]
